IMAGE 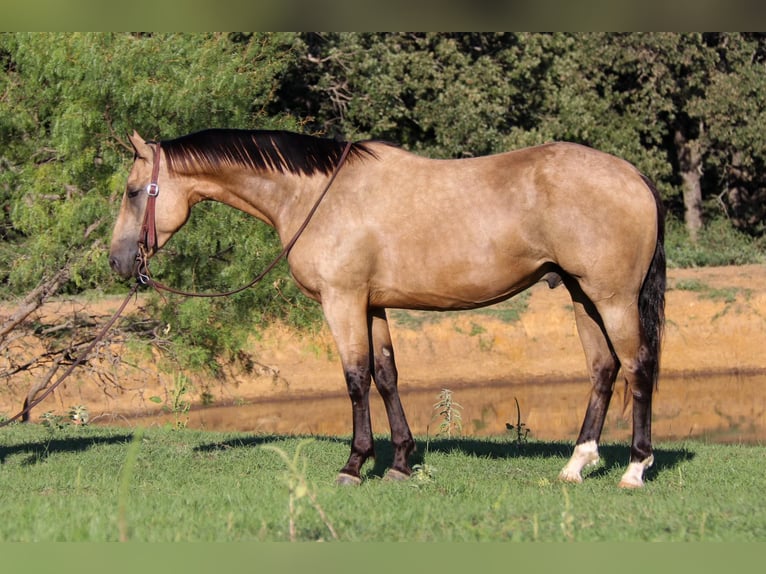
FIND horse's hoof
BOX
[558,470,584,484]
[617,456,653,488]
[558,440,599,484]
[383,468,410,482]
[335,472,362,486]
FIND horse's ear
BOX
[128,130,154,160]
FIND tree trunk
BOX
[674,128,704,242]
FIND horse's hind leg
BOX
[559,283,620,483]
[369,309,415,480]
[596,300,657,488]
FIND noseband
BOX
[134,139,353,297]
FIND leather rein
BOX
[0,139,351,426]
[136,139,353,298]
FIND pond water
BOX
[135,371,766,444]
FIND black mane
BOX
[161,129,378,176]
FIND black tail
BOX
[638,175,666,388]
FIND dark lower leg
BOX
[576,362,619,445]
[629,375,653,463]
[373,352,414,475]
[339,366,374,478]
[628,345,655,462]
[369,310,414,476]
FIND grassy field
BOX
[0,423,764,542]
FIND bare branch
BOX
[0,265,71,345]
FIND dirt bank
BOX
[2,265,765,436]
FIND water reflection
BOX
[132,372,766,444]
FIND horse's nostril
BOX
[108,256,120,272]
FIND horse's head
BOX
[109,131,191,280]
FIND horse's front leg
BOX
[322,293,375,485]
[336,359,374,485]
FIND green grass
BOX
[672,278,751,305]
[1,423,764,542]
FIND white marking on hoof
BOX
[383,468,410,482]
[558,440,600,483]
[618,454,654,489]
[335,472,362,486]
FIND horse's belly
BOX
[370,257,542,310]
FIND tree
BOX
[282,32,766,241]
[1,32,297,292]
[570,33,766,239]
[278,32,558,157]
[692,33,766,235]
[0,33,309,399]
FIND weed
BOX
[468,322,486,336]
[673,278,707,293]
[410,426,437,485]
[262,439,338,542]
[432,388,463,438]
[35,406,90,433]
[505,397,531,445]
[673,279,753,321]
[200,390,215,407]
[410,461,437,484]
[150,373,192,429]
[169,374,191,428]
[68,405,90,426]
[389,310,431,329]
[473,292,531,323]
[39,411,66,431]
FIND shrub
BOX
[665,217,765,268]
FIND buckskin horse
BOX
[109,129,665,488]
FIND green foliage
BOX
[1,32,297,296]
[666,217,765,268]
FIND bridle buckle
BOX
[146,182,159,197]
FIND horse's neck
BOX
[212,169,327,239]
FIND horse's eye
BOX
[127,188,141,199]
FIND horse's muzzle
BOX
[108,247,139,280]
